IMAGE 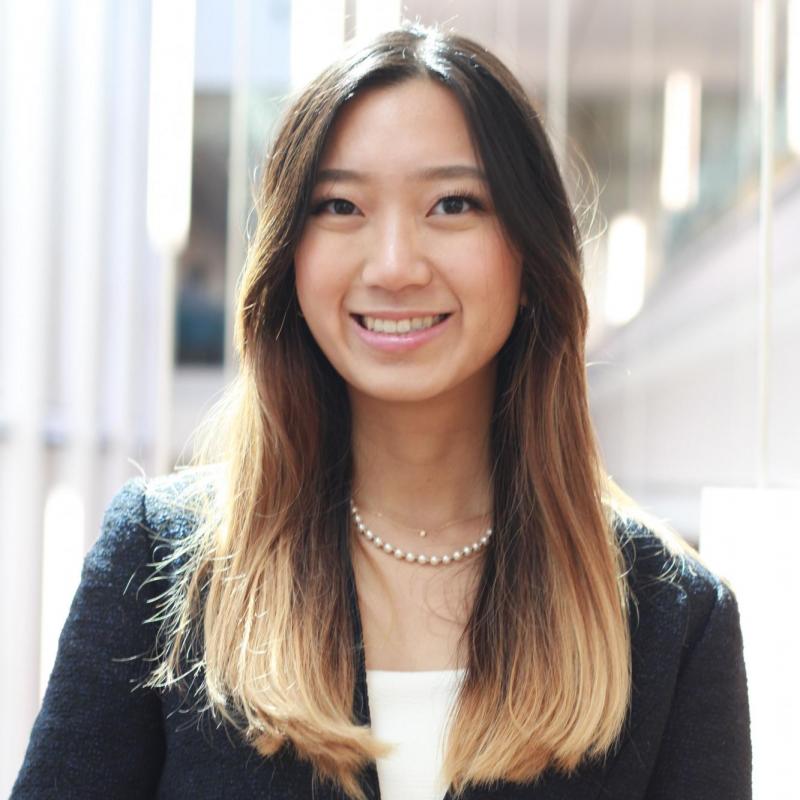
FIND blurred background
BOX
[1,0,798,796]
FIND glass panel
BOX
[175,0,290,367]
[177,92,229,366]
[393,0,799,539]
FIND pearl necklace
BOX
[350,500,493,566]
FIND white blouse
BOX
[365,668,467,800]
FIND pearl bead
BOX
[430,556,440,566]
[417,555,428,565]
[462,546,472,555]
[405,552,416,562]
[452,551,462,561]
[394,549,405,559]
[442,555,451,564]
[383,543,393,553]
[358,522,366,532]
[480,536,488,545]
[365,530,374,540]
[374,537,383,546]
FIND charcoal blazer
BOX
[12,476,752,799]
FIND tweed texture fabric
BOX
[12,476,752,799]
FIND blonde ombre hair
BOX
[145,25,650,800]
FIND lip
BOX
[349,312,452,353]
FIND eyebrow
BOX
[314,165,487,185]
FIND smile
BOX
[357,314,449,333]
[350,312,452,353]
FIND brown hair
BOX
[146,24,633,799]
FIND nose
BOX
[360,212,432,292]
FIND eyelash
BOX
[310,198,354,216]
[310,189,485,216]
[434,191,485,213]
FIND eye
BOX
[431,192,484,216]
[311,197,359,216]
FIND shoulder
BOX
[614,515,740,656]
[602,516,751,794]
[96,469,215,577]
[105,468,216,537]
[141,469,213,543]
[615,514,735,610]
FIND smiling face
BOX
[294,78,523,406]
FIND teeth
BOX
[362,314,444,333]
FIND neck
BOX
[349,371,495,528]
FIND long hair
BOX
[145,24,635,799]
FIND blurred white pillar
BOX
[753,0,766,101]
[546,0,569,170]
[146,0,197,474]
[290,0,346,90]
[102,0,153,494]
[701,4,792,797]
[660,71,702,211]
[700,489,800,800]
[59,0,109,550]
[604,213,647,326]
[1,0,182,792]
[0,1,57,793]
[755,0,775,488]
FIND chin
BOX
[346,376,454,406]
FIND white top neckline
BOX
[365,668,466,800]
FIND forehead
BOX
[318,79,480,174]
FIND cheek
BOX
[471,238,522,320]
[293,234,315,304]
[293,240,354,371]
[474,253,522,356]
[294,237,336,319]
[293,262,313,315]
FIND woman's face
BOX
[294,78,523,405]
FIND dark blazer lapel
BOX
[627,572,688,735]
[592,556,690,795]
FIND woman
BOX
[12,24,751,800]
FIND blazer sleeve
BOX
[644,581,752,800]
[11,479,165,799]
